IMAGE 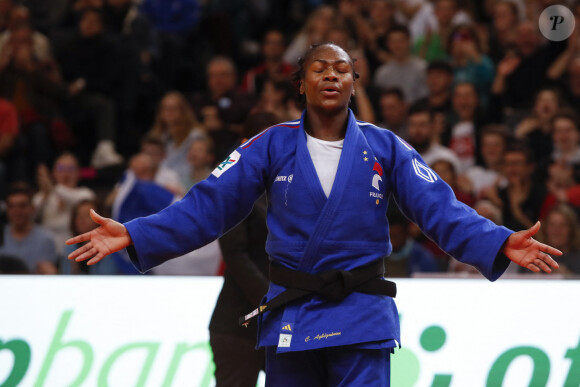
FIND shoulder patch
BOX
[412,158,438,183]
[212,150,240,177]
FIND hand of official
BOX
[66,209,132,265]
[502,221,561,273]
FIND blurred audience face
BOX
[431,160,455,186]
[79,9,104,38]
[74,201,98,234]
[369,0,394,26]
[6,192,34,231]
[452,82,478,120]
[141,142,165,169]
[387,30,410,60]
[533,89,559,122]
[207,58,237,99]
[426,68,452,95]
[53,154,81,188]
[188,138,214,170]
[552,116,580,154]
[407,111,433,152]
[493,1,518,32]
[503,150,532,184]
[160,93,183,127]
[262,30,286,62]
[129,153,155,181]
[481,132,506,168]
[544,209,572,251]
[515,21,540,57]
[435,0,456,27]
[379,92,407,128]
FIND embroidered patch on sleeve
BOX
[278,333,292,348]
[212,150,241,177]
[412,158,438,183]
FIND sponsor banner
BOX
[1,277,579,386]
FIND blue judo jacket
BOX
[125,109,513,353]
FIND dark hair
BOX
[480,124,511,143]
[448,24,481,53]
[427,60,454,74]
[552,108,580,129]
[504,141,534,163]
[380,87,406,101]
[7,181,34,201]
[386,24,411,39]
[291,42,359,83]
[407,102,434,120]
[495,0,519,20]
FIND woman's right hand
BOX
[66,210,132,265]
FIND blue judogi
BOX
[124,110,512,381]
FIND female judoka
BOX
[67,43,561,386]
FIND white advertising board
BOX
[0,277,579,387]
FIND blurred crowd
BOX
[1,0,580,277]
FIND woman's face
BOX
[534,90,558,120]
[160,95,182,126]
[553,117,580,154]
[545,211,570,250]
[53,154,80,188]
[300,45,355,114]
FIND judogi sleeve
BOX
[124,136,271,273]
[387,136,513,281]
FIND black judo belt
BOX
[239,260,397,327]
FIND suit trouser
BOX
[210,332,265,387]
[265,345,391,387]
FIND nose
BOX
[323,66,338,81]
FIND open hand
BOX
[503,221,562,273]
[66,209,132,265]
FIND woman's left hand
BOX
[503,221,562,273]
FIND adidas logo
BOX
[282,324,292,331]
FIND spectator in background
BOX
[412,0,463,61]
[251,78,301,123]
[34,152,95,255]
[376,87,408,139]
[447,24,495,108]
[148,91,205,188]
[414,60,454,136]
[463,124,509,200]
[282,4,336,66]
[443,82,485,172]
[62,199,126,274]
[513,86,562,163]
[487,142,546,231]
[538,203,580,275]
[373,24,428,104]
[192,56,255,160]
[208,111,279,387]
[240,29,294,96]
[0,5,52,62]
[140,134,185,196]
[0,97,18,198]
[430,156,475,207]
[55,7,124,168]
[486,0,520,63]
[0,182,58,273]
[406,103,460,169]
[490,20,566,124]
[183,135,215,190]
[360,0,397,73]
[385,205,438,277]
[548,109,580,182]
[0,21,67,178]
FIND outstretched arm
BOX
[66,209,132,265]
[502,221,562,273]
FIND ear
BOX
[299,81,305,95]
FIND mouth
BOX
[321,86,340,96]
